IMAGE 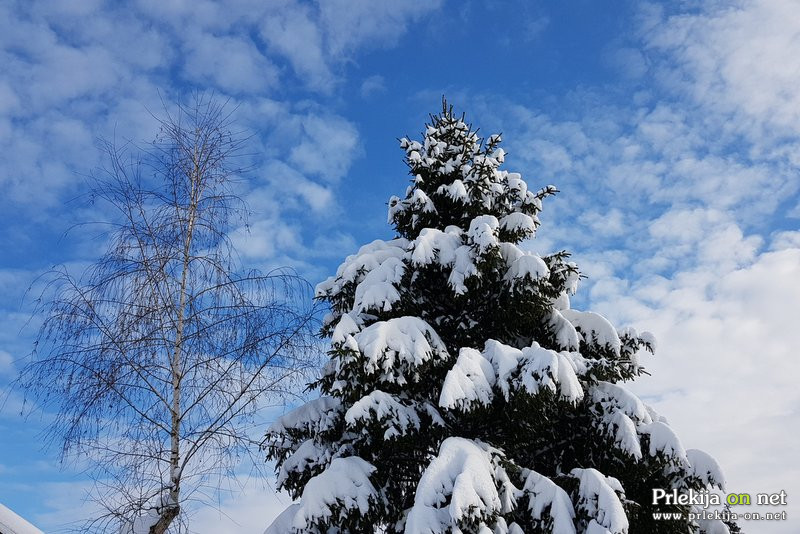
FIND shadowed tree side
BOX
[18,95,320,534]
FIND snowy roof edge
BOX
[0,503,44,534]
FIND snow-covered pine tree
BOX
[264,101,734,534]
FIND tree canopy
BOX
[264,101,733,534]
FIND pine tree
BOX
[264,101,735,534]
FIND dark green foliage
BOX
[264,101,735,534]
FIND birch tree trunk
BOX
[18,95,320,534]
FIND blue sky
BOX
[1,1,799,532]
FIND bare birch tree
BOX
[18,96,319,533]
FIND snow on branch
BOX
[520,469,576,534]
[277,439,332,487]
[589,382,655,459]
[560,309,621,356]
[438,348,496,411]
[570,468,629,534]
[315,238,408,299]
[405,437,515,533]
[268,396,343,439]
[590,382,651,424]
[354,316,450,384]
[353,255,405,313]
[686,449,726,490]
[440,340,584,411]
[638,421,688,465]
[268,457,378,533]
[344,390,445,440]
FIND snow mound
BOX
[331,313,361,345]
[504,254,549,286]
[500,211,537,237]
[353,255,405,313]
[447,245,478,295]
[548,309,580,351]
[264,503,302,534]
[410,227,462,267]
[517,344,584,403]
[467,215,500,253]
[590,382,651,424]
[436,179,468,202]
[119,509,160,534]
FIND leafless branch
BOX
[16,94,322,534]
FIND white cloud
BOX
[578,208,627,238]
[289,113,361,182]
[619,246,800,532]
[643,0,800,139]
[191,476,291,534]
[0,0,438,209]
[605,46,648,80]
[0,350,13,377]
[261,160,336,212]
[647,208,762,272]
[0,1,375,275]
[261,3,334,91]
[232,218,302,261]
[32,480,103,532]
[319,0,444,56]
[523,15,550,41]
[0,81,19,115]
[260,0,443,91]
[182,31,279,93]
[770,230,800,251]
[360,75,386,98]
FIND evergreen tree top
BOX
[264,101,734,534]
[390,99,557,242]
